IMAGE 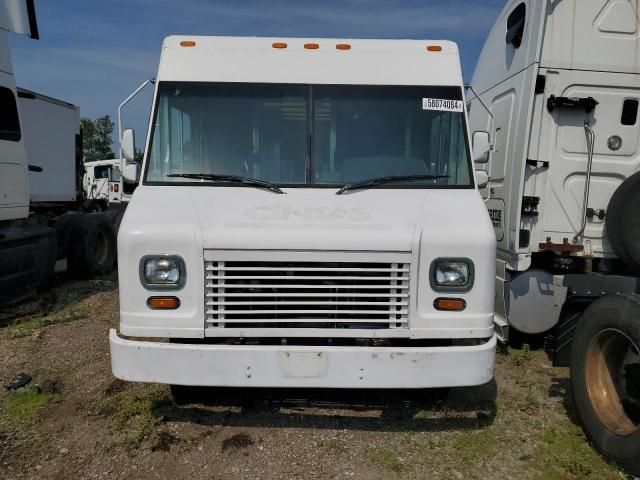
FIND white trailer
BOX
[110,36,497,398]
[18,88,81,204]
[468,0,640,472]
[0,0,116,305]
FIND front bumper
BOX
[109,329,496,389]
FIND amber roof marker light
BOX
[304,43,320,50]
[336,43,351,51]
[180,40,196,47]
[426,45,443,52]
[272,42,288,49]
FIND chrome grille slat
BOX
[206,301,408,306]
[206,292,409,298]
[204,259,410,331]
[205,283,410,290]
[207,266,410,273]
[210,319,405,324]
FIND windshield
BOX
[145,82,472,188]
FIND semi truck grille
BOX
[204,260,410,330]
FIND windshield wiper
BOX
[336,175,450,195]
[167,173,285,194]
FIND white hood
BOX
[118,185,496,339]
[124,186,489,253]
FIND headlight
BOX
[430,259,474,292]
[139,255,186,290]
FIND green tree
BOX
[81,115,114,162]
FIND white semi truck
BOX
[468,0,640,472]
[110,36,497,397]
[0,0,116,305]
[83,158,136,210]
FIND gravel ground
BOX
[0,278,629,480]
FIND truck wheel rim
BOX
[586,328,640,436]
[95,230,109,265]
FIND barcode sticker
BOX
[422,98,464,112]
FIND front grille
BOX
[204,260,410,330]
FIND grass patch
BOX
[497,341,510,356]
[367,446,405,474]
[6,306,88,338]
[513,343,532,366]
[530,424,626,480]
[324,439,347,456]
[1,276,116,338]
[1,388,59,425]
[96,385,173,449]
[452,427,497,466]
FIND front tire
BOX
[571,294,640,475]
[67,214,116,277]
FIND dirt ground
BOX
[0,277,630,480]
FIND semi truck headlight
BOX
[139,255,186,290]
[430,259,474,292]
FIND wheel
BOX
[112,210,124,237]
[606,171,640,272]
[571,294,640,475]
[52,213,80,260]
[67,214,116,277]
[82,199,105,213]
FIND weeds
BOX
[1,388,60,425]
[513,343,532,366]
[96,385,173,449]
[367,446,405,474]
[6,306,88,338]
[530,424,625,480]
[1,276,116,338]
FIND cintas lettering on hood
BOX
[121,186,494,254]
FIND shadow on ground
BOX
[0,273,117,328]
[163,380,497,433]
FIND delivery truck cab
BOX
[110,36,496,395]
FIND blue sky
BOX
[9,0,504,154]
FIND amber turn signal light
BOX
[147,296,181,310]
[433,298,466,311]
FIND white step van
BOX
[109,36,496,393]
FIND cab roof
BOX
[157,36,463,87]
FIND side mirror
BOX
[121,128,136,163]
[472,131,491,164]
[122,162,139,184]
[475,170,489,189]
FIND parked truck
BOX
[468,0,640,472]
[83,158,137,209]
[0,0,116,305]
[110,36,497,399]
